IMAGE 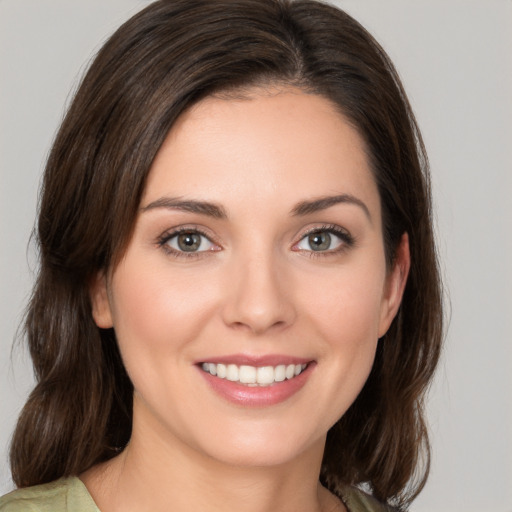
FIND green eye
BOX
[307,232,332,251]
[177,233,202,252]
[296,227,352,253]
[165,231,215,253]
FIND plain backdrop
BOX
[1,1,511,511]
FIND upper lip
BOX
[196,354,313,367]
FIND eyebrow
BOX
[141,193,371,222]
[291,194,371,221]
[141,197,227,219]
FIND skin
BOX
[85,87,410,512]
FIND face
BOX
[91,88,409,469]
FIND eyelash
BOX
[156,224,355,259]
[293,224,355,257]
[156,226,219,259]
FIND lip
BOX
[196,355,316,407]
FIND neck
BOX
[82,409,343,512]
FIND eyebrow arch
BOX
[291,194,371,221]
[140,197,228,219]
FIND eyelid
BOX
[156,225,222,257]
[156,223,354,258]
[292,224,355,253]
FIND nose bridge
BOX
[222,244,295,334]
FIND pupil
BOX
[309,232,331,251]
[178,233,201,251]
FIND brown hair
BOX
[10,0,443,509]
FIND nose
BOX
[221,251,297,335]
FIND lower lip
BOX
[198,363,315,407]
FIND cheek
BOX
[301,261,386,346]
[297,262,385,409]
[108,263,219,370]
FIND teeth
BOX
[217,363,227,378]
[274,365,286,382]
[257,366,274,385]
[201,362,308,386]
[226,364,239,382]
[239,365,256,384]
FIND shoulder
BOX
[340,485,397,512]
[0,477,99,512]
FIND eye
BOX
[295,226,353,253]
[161,229,217,254]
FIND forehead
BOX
[142,87,379,218]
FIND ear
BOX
[378,233,410,338]
[89,272,113,329]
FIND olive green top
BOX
[0,478,99,512]
[0,477,394,512]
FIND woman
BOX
[0,1,442,511]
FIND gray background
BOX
[1,1,511,510]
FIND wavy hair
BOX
[10,1,443,509]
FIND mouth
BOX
[197,355,315,406]
[200,362,308,387]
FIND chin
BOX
[189,421,326,469]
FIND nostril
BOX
[221,263,297,333]
[228,318,289,335]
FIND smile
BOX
[201,362,308,387]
